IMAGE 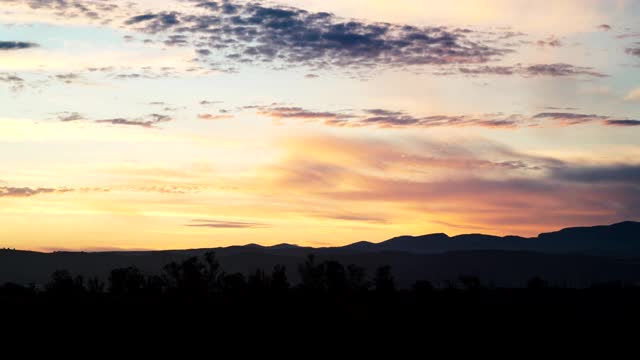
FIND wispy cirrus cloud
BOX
[57,112,86,122]
[456,63,607,78]
[58,112,173,128]
[532,112,640,127]
[597,24,612,31]
[252,105,637,129]
[624,88,640,101]
[186,219,270,229]
[95,114,173,128]
[0,186,72,198]
[197,113,234,121]
[255,134,640,232]
[257,106,522,128]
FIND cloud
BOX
[94,114,173,128]
[0,186,73,198]
[624,88,640,101]
[4,0,119,21]
[50,72,84,84]
[57,112,85,122]
[604,120,640,127]
[532,112,607,125]
[57,113,173,128]
[197,113,234,121]
[597,24,612,31]
[186,219,270,229]
[258,106,348,122]
[535,36,562,47]
[626,47,640,57]
[0,73,25,91]
[258,134,640,231]
[200,100,223,105]
[552,165,640,184]
[4,0,603,79]
[457,63,607,78]
[124,12,180,32]
[532,112,640,127]
[122,1,510,71]
[251,105,640,129]
[255,105,524,129]
[0,41,39,51]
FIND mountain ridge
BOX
[4,221,639,256]
[2,221,640,287]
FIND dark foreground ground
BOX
[3,289,640,348]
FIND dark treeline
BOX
[2,252,640,346]
[2,252,639,297]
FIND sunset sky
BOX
[1,0,639,251]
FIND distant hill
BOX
[340,221,640,256]
[1,221,639,287]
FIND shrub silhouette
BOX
[374,265,395,292]
[46,270,85,295]
[109,267,145,295]
[458,275,483,290]
[271,265,290,292]
[527,277,549,290]
[347,264,370,292]
[248,269,271,292]
[412,280,435,294]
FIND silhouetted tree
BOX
[87,276,105,294]
[145,274,166,296]
[527,277,549,290]
[298,254,326,292]
[347,264,369,292]
[204,251,221,292]
[0,282,34,296]
[248,269,271,292]
[324,261,347,293]
[412,280,434,294]
[270,265,290,293]
[458,275,482,290]
[374,265,395,292]
[109,267,144,295]
[219,273,246,293]
[46,270,85,295]
[164,257,208,296]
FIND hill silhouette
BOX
[340,221,640,255]
[1,221,639,287]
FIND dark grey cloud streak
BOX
[0,41,39,50]
[552,165,640,184]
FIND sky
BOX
[1,0,639,251]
